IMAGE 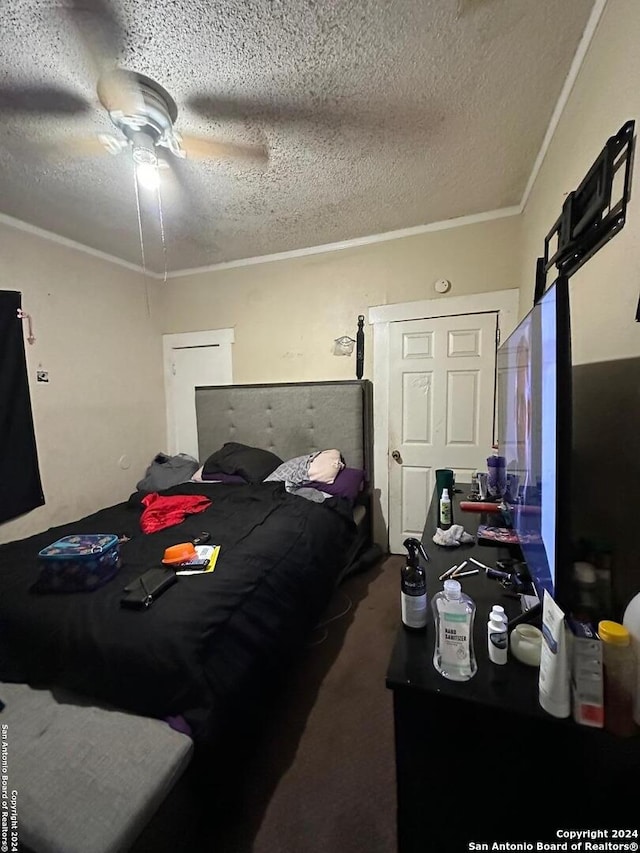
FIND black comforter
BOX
[0,482,356,744]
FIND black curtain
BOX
[0,291,44,524]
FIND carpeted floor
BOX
[214,554,403,853]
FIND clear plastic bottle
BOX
[572,561,599,622]
[432,579,477,681]
[622,592,640,725]
[598,620,638,738]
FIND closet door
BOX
[163,329,234,459]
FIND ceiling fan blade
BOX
[187,93,421,135]
[178,135,269,164]
[0,85,90,115]
[46,135,111,158]
[187,94,315,126]
[62,0,124,75]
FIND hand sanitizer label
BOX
[440,612,470,668]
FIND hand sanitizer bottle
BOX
[432,579,477,681]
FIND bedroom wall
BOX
[0,223,165,545]
[519,0,639,363]
[517,0,640,612]
[156,214,523,383]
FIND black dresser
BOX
[385,487,640,852]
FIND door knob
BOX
[391,450,403,464]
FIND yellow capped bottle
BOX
[598,620,638,738]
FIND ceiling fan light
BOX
[132,144,157,166]
[135,161,160,191]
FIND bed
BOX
[0,379,374,747]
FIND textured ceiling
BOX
[0,0,596,274]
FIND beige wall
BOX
[518,0,640,609]
[0,210,522,547]
[0,224,165,544]
[158,215,523,383]
[520,0,639,365]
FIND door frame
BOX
[163,328,234,455]
[368,289,520,549]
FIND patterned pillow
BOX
[264,454,313,484]
[265,450,347,486]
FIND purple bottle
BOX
[487,448,506,499]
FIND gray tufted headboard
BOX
[195,380,373,482]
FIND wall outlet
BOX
[36,370,49,383]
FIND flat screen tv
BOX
[496,276,573,614]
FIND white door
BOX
[163,329,234,460]
[388,312,498,553]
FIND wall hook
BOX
[17,308,35,344]
[333,335,355,356]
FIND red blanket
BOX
[140,492,212,534]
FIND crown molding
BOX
[0,211,155,277]
[166,206,522,279]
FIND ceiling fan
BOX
[93,68,268,188]
[0,0,269,182]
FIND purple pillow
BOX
[308,467,365,502]
[201,471,247,484]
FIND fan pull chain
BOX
[132,167,151,318]
[156,180,168,283]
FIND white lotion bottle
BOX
[538,590,571,718]
[439,488,452,529]
[487,616,508,665]
[432,579,477,681]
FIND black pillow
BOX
[202,442,283,484]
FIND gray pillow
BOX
[136,453,200,492]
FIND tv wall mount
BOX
[534,119,636,306]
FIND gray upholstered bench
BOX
[0,682,194,853]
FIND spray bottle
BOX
[439,488,452,528]
[401,537,430,631]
